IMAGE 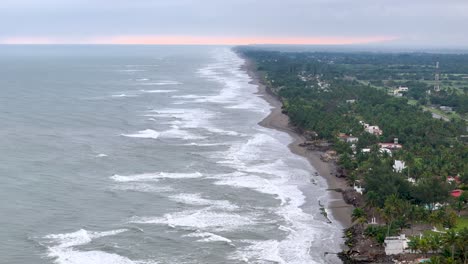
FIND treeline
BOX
[239,47,468,262]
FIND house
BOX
[338,133,359,143]
[346,99,356,103]
[379,138,402,150]
[384,234,409,255]
[379,143,403,150]
[365,125,383,136]
[393,86,409,96]
[447,176,461,185]
[451,189,463,198]
[440,106,453,112]
[393,160,406,173]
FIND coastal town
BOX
[239,48,468,264]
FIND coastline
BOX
[241,57,353,229]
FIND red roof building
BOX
[451,189,463,198]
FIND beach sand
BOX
[242,58,353,228]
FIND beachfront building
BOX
[338,133,359,144]
[384,234,409,255]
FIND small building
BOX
[447,176,461,185]
[384,234,409,255]
[440,106,453,112]
[451,189,463,198]
[393,86,409,96]
[393,160,406,173]
[379,138,402,150]
[361,148,371,153]
[346,99,356,104]
[365,125,383,136]
[338,133,359,143]
[379,143,403,150]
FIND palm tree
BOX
[365,190,379,223]
[443,229,458,259]
[352,207,367,224]
[428,233,442,253]
[419,237,430,257]
[382,194,402,236]
[456,228,468,264]
[408,236,421,253]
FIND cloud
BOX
[0,35,397,45]
[0,0,466,46]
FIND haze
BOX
[1,0,467,46]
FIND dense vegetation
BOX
[239,48,468,263]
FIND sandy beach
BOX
[242,57,353,228]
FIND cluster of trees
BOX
[239,48,468,259]
[408,229,468,263]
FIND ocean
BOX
[0,45,343,264]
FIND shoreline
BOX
[241,56,353,229]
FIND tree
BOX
[443,229,458,259]
[412,176,450,210]
[419,237,430,257]
[408,236,420,253]
[352,207,367,224]
[428,233,442,253]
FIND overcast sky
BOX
[1,0,467,46]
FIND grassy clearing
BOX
[455,216,468,231]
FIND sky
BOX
[1,0,467,46]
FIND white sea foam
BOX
[171,94,205,99]
[159,125,206,140]
[183,142,227,147]
[193,49,269,113]
[213,172,288,205]
[121,129,160,139]
[139,81,182,86]
[122,126,205,141]
[184,231,233,244]
[110,172,203,182]
[129,209,254,231]
[145,108,239,136]
[96,153,108,158]
[139,89,177,93]
[169,193,238,210]
[111,93,138,98]
[43,229,140,264]
[118,69,146,72]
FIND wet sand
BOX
[242,58,353,228]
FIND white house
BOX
[365,125,383,136]
[384,234,409,255]
[393,86,409,96]
[393,160,406,173]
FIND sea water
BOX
[0,45,343,264]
